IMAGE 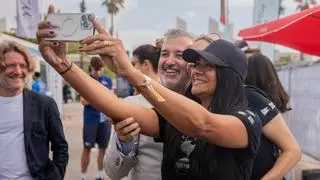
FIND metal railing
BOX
[277,61,320,160]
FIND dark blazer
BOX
[23,89,68,180]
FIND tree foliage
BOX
[101,0,124,14]
[80,0,86,13]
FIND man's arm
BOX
[104,133,138,179]
[105,117,141,178]
[47,98,69,178]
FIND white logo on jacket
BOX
[261,107,270,116]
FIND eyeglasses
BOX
[187,62,215,73]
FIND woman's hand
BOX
[36,5,71,73]
[78,18,135,76]
[114,117,141,143]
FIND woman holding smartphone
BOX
[37,5,262,179]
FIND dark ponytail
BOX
[132,44,160,73]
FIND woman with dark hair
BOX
[245,53,301,180]
[246,53,291,113]
[195,36,301,179]
[37,13,262,179]
[132,44,160,76]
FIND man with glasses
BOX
[80,57,113,180]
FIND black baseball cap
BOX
[182,39,248,81]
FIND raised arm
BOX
[129,71,255,148]
[36,5,159,137]
[77,18,256,148]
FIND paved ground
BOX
[61,102,320,180]
[62,102,111,180]
[289,154,320,180]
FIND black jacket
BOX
[23,89,68,179]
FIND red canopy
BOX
[238,6,320,56]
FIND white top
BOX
[0,94,33,180]
[124,94,153,108]
[105,94,163,180]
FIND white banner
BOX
[252,0,279,61]
[16,0,41,38]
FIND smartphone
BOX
[46,13,95,41]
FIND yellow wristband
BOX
[135,74,152,87]
[135,75,166,102]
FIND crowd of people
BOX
[0,4,302,180]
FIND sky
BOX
[0,0,301,52]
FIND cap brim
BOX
[183,49,229,67]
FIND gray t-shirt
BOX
[0,94,33,180]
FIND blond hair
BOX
[0,41,36,72]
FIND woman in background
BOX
[246,53,301,180]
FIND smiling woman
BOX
[37,9,262,179]
[193,36,301,179]
[187,59,217,104]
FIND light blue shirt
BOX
[115,135,135,156]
